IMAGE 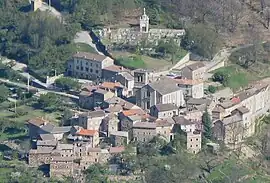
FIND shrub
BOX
[208,85,216,93]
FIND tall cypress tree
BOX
[202,109,212,139]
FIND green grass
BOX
[212,65,259,91]
[116,55,146,69]
[75,43,97,53]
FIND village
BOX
[1,0,270,182]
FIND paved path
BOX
[74,31,104,55]
[0,78,79,100]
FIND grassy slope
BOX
[75,43,97,53]
[212,65,259,91]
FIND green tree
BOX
[55,77,80,91]
[38,93,61,111]
[212,71,228,86]
[0,84,9,103]
[84,164,109,183]
[208,85,217,93]
[202,110,212,140]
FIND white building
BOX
[67,52,114,80]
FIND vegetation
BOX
[55,77,80,91]
[115,55,146,69]
[208,85,217,93]
[202,110,212,140]
[212,65,257,91]
[0,1,80,78]
[75,43,97,53]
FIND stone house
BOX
[133,69,152,94]
[211,82,270,144]
[186,131,202,154]
[102,65,129,81]
[109,131,129,146]
[78,110,106,131]
[27,117,49,140]
[132,122,156,142]
[115,71,134,97]
[67,52,114,80]
[100,114,120,136]
[137,77,185,110]
[28,148,52,167]
[36,140,57,150]
[50,156,74,178]
[212,111,245,145]
[38,123,72,141]
[173,116,197,133]
[174,78,204,99]
[133,118,174,142]
[68,127,100,147]
[181,62,205,80]
[103,96,137,110]
[150,103,178,118]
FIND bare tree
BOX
[263,7,270,28]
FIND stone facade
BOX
[186,131,202,154]
[212,82,270,145]
[96,9,185,47]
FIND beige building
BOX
[67,52,114,79]
[174,78,204,99]
[212,82,270,145]
[115,71,134,97]
[186,131,202,154]
[78,110,106,131]
[181,62,205,80]
[132,119,174,142]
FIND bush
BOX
[208,85,216,93]
[212,71,228,86]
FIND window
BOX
[90,63,93,66]
[90,69,93,73]
[196,138,198,141]
[190,139,192,141]
[81,67,83,71]
[86,68,89,72]
[76,66,79,70]
[96,70,99,74]
[95,158,98,162]
[196,144,198,147]
[96,153,99,156]
[190,145,192,147]
[96,64,99,67]
[86,62,88,65]
[193,151,196,154]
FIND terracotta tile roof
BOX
[76,129,98,136]
[174,78,203,85]
[231,97,241,104]
[100,82,122,90]
[122,109,145,116]
[73,52,107,62]
[109,146,125,154]
[103,65,129,72]
[28,117,48,126]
